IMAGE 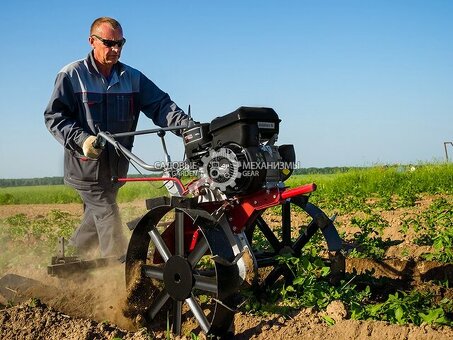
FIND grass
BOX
[0,185,81,204]
[1,163,452,206]
[117,181,168,203]
[243,253,453,327]
[0,210,79,273]
[286,163,453,213]
[0,181,169,205]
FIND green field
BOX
[0,163,452,327]
[1,163,452,206]
[0,181,168,205]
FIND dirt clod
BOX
[326,300,348,322]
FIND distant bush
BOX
[0,193,18,204]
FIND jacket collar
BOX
[86,51,125,85]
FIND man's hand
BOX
[82,136,103,159]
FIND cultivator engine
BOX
[95,107,346,336]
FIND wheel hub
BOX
[163,255,194,301]
[279,245,295,256]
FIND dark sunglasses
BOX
[91,34,126,48]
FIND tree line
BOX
[0,177,65,187]
[293,166,363,175]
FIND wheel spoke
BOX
[264,264,293,287]
[142,264,164,281]
[186,295,211,333]
[292,219,318,254]
[149,228,172,262]
[172,300,182,335]
[194,274,218,294]
[175,209,185,256]
[255,216,282,251]
[187,237,209,267]
[282,201,291,246]
[254,199,343,290]
[147,290,170,320]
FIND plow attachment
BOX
[47,237,121,278]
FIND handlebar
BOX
[102,125,189,138]
[95,124,189,172]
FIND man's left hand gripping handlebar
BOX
[82,135,104,159]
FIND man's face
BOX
[89,23,124,67]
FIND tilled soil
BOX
[0,300,149,340]
[2,298,453,339]
[0,198,453,339]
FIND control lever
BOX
[93,125,106,149]
[158,130,183,196]
[92,135,106,149]
[157,130,171,164]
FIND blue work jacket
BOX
[44,52,187,189]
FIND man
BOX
[44,17,188,258]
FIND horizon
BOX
[0,162,445,181]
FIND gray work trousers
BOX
[69,187,128,258]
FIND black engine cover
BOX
[209,107,280,148]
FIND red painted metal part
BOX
[118,176,317,235]
[227,183,317,233]
[280,183,317,200]
[189,229,201,252]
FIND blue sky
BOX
[0,1,452,178]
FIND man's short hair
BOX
[90,17,122,35]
